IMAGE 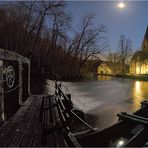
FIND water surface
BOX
[60,76,148,130]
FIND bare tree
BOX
[0,1,109,79]
[22,0,65,70]
[118,35,132,75]
[67,14,107,78]
[107,52,119,63]
[107,52,122,74]
[47,5,71,75]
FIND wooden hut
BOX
[0,48,30,120]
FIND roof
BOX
[88,54,107,61]
[103,61,114,68]
[0,48,30,64]
[144,25,148,41]
[97,61,114,69]
[131,51,148,62]
[92,61,102,68]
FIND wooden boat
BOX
[75,101,148,147]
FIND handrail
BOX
[55,82,69,101]
[54,81,95,131]
[71,110,95,131]
[55,81,79,111]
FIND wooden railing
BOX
[54,81,96,147]
[54,81,95,130]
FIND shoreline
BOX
[94,74,148,82]
[30,72,148,85]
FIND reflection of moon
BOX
[118,2,125,9]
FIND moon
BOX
[117,2,125,9]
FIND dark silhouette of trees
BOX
[66,14,107,78]
[0,1,108,79]
[118,35,132,75]
[107,52,120,74]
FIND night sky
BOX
[66,1,148,52]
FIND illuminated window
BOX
[136,66,140,74]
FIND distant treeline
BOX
[0,1,107,80]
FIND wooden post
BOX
[59,84,61,99]
[0,60,4,120]
[28,60,31,96]
[19,59,23,105]
[54,81,58,96]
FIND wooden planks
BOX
[42,95,67,147]
[52,95,68,147]
[42,96,55,147]
[0,96,34,147]
[0,95,69,147]
[19,95,43,147]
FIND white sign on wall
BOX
[6,66,15,88]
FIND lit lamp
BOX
[116,138,126,147]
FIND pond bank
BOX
[116,74,148,81]
[95,74,148,82]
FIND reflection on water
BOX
[132,80,148,110]
[97,75,112,81]
[97,76,148,111]
[132,81,142,110]
[135,81,141,91]
[61,76,148,130]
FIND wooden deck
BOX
[0,95,74,147]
